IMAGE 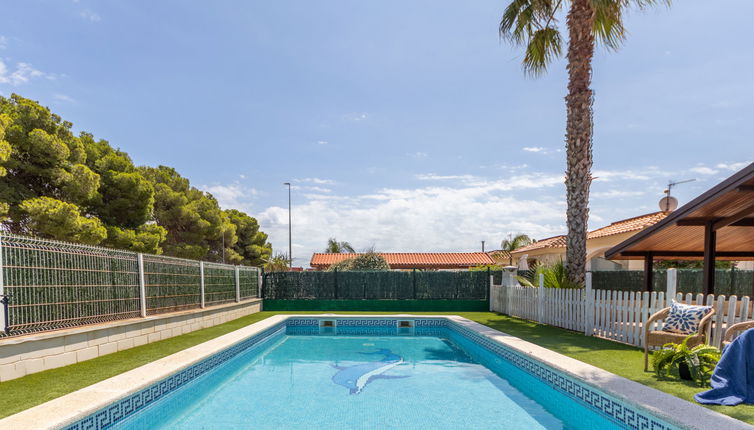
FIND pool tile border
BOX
[0,314,749,430]
[61,324,286,430]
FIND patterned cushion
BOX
[662,301,712,335]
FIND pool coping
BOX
[0,314,749,430]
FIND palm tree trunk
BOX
[564,0,595,286]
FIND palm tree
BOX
[264,252,290,272]
[501,233,532,265]
[325,237,355,253]
[500,0,667,285]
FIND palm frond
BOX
[591,0,625,51]
[500,0,565,74]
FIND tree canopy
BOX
[0,94,271,266]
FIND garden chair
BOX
[723,320,754,346]
[644,306,716,371]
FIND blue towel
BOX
[695,328,754,406]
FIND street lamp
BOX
[283,182,292,269]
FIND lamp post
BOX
[283,182,292,269]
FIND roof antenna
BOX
[660,178,695,212]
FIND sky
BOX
[1,0,752,267]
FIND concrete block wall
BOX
[0,299,262,382]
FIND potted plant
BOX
[652,335,721,386]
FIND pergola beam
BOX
[712,203,754,230]
[676,217,754,227]
[619,251,754,257]
[736,185,754,192]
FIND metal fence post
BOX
[584,272,593,336]
[200,261,206,308]
[137,253,147,318]
[235,266,241,303]
[0,234,6,333]
[258,268,263,298]
[666,268,677,307]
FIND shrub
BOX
[326,252,390,271]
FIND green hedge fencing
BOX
[263,270,489,301]
[591,269,754,296]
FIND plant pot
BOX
[678,362,693,380]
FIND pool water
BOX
[113,329,623,430]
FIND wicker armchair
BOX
[644,307,716,371]
[723,320,754,346]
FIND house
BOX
[309,252,495,271]
[510,212,670,271]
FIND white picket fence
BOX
[489,269,754,349]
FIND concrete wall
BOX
[0,299,262,382]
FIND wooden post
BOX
[703,221,717,295]
[644,253,654,292]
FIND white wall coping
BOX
[0,298,262,346]
[0,314,749,430]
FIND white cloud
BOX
[523,146,545,153]
[0,61,54,86]
[716,161,751,172]
[343,112,368,121]
[202,183,257,213]
[408,152,428,159]
[415,173,477,182]
[591,190,645,198]
[259,177,565,266]
[253,171,569,265]
[80,10,102,22]
[689,166,718,175]
[592,169,657,182]
[316,140,328,145]
[0,36,8,50]
[53,93,76,103]
[295,177,336,185]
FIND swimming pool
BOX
[5,315,744,430]
[55,317,677,430]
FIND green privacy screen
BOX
[262,271,489,311]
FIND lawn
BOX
[0,311,751,425]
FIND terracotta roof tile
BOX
[310,252,495,269]
[511,212,669,254]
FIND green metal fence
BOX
[143,254,202,315]
[263,270,489,301]
[0,233,261,337]
[591,269,754,295]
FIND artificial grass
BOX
[1,311,752,425]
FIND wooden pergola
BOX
[605,162,754,294]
